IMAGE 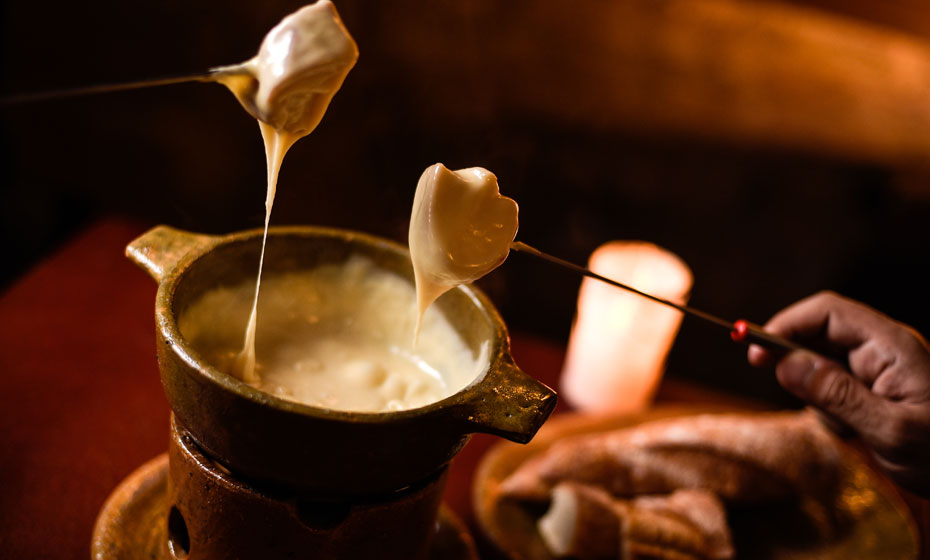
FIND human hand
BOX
[748,291,930,497]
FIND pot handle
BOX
[454,356,557,444]
[125,225,217,283]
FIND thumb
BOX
[775,351,890,442]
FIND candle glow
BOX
[561,241,693,413]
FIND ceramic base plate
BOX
[92,453,478,559]
[473,406,920,560]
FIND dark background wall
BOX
[3,0,930,405]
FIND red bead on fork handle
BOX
[730,319,806,356]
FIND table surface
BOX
[1,218,926,559]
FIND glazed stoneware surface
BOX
[125,225,556,496]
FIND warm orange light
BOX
[561,241,692,413]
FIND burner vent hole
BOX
[296,499,352,529]
[167,505,191,558]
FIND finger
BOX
[747,343,772,367]
[775,350,894,443]
[848,325,930,391]
[809,407,856,439]
[763,291,878,349]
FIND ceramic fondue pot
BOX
[126,225,556,497]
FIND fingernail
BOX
[747,344,771,367]
[779,351,817,390]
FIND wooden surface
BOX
[0,218,926,558]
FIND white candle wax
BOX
[561,242,692,413]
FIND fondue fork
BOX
[0,66,276,127]
[0,73,216,106]
[0,65,258,106]
[510,241,806,356]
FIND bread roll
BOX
[500,412,842,505]
[538,483,733,559]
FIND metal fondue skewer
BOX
[0,72,224,106]
[510,241,807,356]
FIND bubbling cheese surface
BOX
[210,0,358,382]
[179,256,489,412]
[408,163,519,336]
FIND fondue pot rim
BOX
[155,224,511,422]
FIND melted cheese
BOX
[179,257,489,412]
[210,0,358,382]
[408,163,519,337]
[213,0,358,136]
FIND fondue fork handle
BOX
[510,241,807,356]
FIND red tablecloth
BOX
[1,219,926,558]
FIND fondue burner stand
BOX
[92,226,557,560]
[91,415,478,560]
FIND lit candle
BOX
[561,242,692,413]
